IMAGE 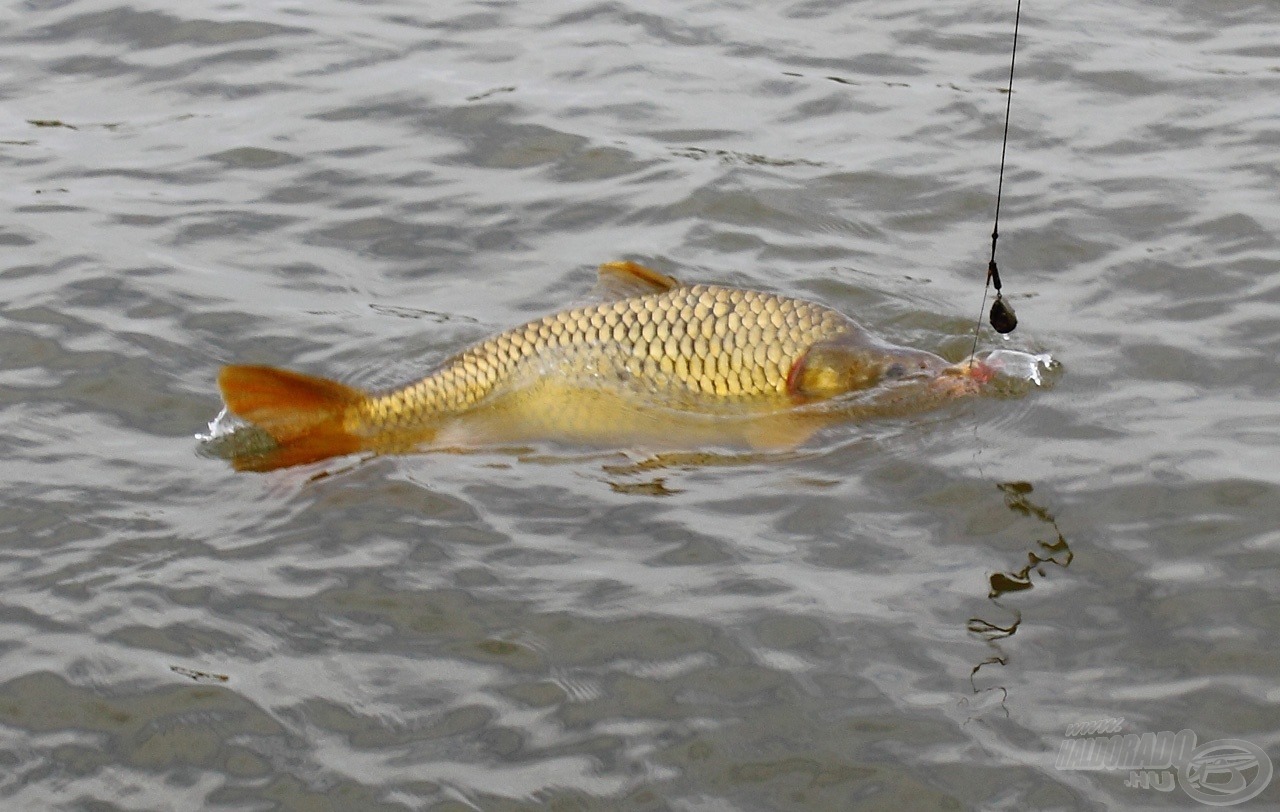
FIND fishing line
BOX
[970,0,1023,362]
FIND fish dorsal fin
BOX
[594,260,681,300]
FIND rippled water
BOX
[3,0,1278,809]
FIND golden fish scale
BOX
[352,284,850,432]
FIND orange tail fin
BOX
[217,365,367,472]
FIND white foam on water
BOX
[982,349,1056,386]
[194,407,244,442]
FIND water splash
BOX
[195,407,277,461]
[194,407,238,442]
[981,349,1058,387]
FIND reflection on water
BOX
[168,665,229,684]
[984,482,1073,600]
[968,481,1074,706]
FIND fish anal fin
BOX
[595,260,681,300]
[217,365,367,471]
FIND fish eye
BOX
[884,362,906,379]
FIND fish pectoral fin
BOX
[594,260,681,300]
[785,340,881,401]
[741,415,824,451]
[217,365,367,471]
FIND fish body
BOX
[216,261,986,471]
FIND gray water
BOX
[2,0,1278,809]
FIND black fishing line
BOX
[971,0,1023,360]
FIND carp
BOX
[213,261,992,471]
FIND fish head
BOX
[787,339,949,400]
[878,346,952,382]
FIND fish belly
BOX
[430,375,834,451]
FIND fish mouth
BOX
[961,358,998,384]
[927,358,996,396]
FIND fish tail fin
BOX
[217,365,368,472]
